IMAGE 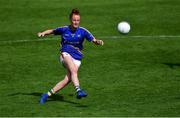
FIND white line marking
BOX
[0,35,180,44]
[99,35,180,39]
[0,38,57,44]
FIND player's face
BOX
[71,14,80,29]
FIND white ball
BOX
[117,21,131,34]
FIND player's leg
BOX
[40,70,71,104]
[62,55,87,99]
[52,70,71,93]
[39,70,71,104]
[63,55,79,87]
[60,52,81,91]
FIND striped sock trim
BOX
[75,86,81,92]
[47,89,55,96]
[47,92,51,96]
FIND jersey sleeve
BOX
[53,27,64,35]
[84,29,94,42]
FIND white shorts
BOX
[60,52,81,68]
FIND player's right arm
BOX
[38,26,65,37]
[37,29,54,37]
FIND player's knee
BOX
[70,68,78,75]
[64,77,71,83]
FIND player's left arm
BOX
[83,28,104,46]
[92,38,104,46]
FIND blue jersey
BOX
[53,25,94,60]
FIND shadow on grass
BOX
[7,92,88,107]
[162,63,180,69]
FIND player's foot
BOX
[76,90,87,99]
[39,93,48,104]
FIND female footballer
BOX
[38,8,104,104]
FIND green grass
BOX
[0,0,180,117]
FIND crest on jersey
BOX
[78,34,81,38]
[71,34,75,37]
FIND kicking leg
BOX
[40,70,71,104]
[52,70,71,93]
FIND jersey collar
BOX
[69,25,79,33]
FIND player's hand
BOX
[37,32,45,37]
[96,40,104,46]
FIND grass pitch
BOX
[0,0,180,117]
